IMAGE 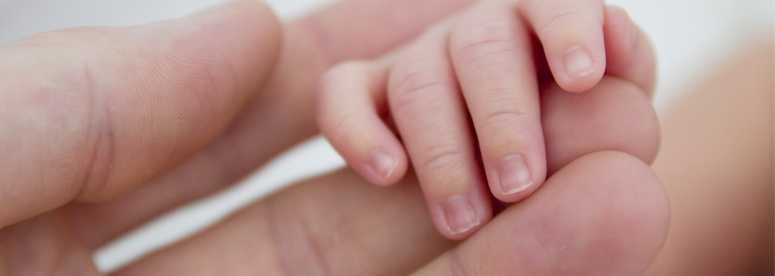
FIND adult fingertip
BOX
[566,151,671,271]
[543,77,660,171]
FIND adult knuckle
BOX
[10,52,117,201]
[23,30,119,201]
[75,59,117,202]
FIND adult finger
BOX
[542,77,660,171]
[412,151,669,276]
[65,0,475,248]
[0,0,281,228]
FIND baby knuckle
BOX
[478,109,533,149]
[451,20,519,66]
[390,70,450,111]
[482,109,529,130]
[537,9,584,34]
[419,145,466,173]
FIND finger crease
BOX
[266,197,332,276]
[77,60,115,200]
[422,147,464,172]
[484,109,530,125]
[535,10,579,34]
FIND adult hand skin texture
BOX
[0,1,667,275]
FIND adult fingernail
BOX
[564,46,594,78]
[368,149,397,182]
[497,154,533,196]
[439,195,479,235]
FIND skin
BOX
[114,78,667,276]
[318,1,657,239]
[0,0,473,241]
[0,0,670,275]
[7,1,769,275]
[645,40,773,275]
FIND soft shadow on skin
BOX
[649,39,774,275]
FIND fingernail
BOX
[497,154,533,195]
[440,195,479,235]
[564,46,594,78]
[368,149,397,181]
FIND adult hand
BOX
[0,0,668,275]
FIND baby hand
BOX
[318,0,655,239]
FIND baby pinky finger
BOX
[317,62,409,186]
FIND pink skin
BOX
[519,0,608,92]
[318,2,657,240]
[0,0,478,235]
[413,152,669,276]
[120,71,666,275]
[0,1,669,275]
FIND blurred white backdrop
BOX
[0,0,771,272]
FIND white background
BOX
[0,0,772,272]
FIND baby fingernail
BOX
[564,46,594,78]
[369,149,397,181]
[440,195,479,235]
[497,154,533,196]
